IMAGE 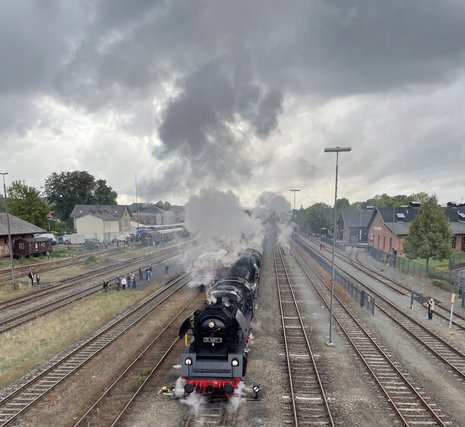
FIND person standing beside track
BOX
[145,266,152,283]
[427,298,435,320]
[28,268,34,286]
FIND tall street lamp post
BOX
[290,189,300,254]
[359,209,362,243]
[1,173,16,287]
[324,146,351,346]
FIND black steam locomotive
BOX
[178,247,262,399]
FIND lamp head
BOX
[324,147,352,153]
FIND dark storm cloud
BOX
[156,58,282,185]
[92,0,161,29]
[158,61,236,154]
[2,0,465,120]
[252,89,284,139]
[257,0,465,94]
[138,161,186,201]
[3,1,465,107]
[0,1,79,95]
[2,0,465,202]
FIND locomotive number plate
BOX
[203,337,222,343]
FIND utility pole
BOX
[324,146,351,346]
[290,189,300,254]
[135,174,140,230]
[1,173,16,288]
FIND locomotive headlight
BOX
[208,321,215,329]
[231,358,239,367]
[185,357,193,366]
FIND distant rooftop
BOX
[0,213,45,236]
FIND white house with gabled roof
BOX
[70,205,131,242]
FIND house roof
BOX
[137,206,163,216]
[0,213,46,237]
[367,205,465,236]
[340,209,375,228]
[444,206,465,234]
[449,222,465,234]
[387,222,412,235]
[366,206,422,236]
[443,206,465,222]
[70,205,130,220]
[376,206,420,224]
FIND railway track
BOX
[0,243,187,311]
[72,288,205,426]
[294,247,452,427]
[0,244,133,284]
[273,244,334,426]
[184,402,229,427]
[350,252,465,327]
[299,238,465,383]
[0,273,191,426]
[302,235,465,331]
[0,245,186,334]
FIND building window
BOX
[451,237,457,249]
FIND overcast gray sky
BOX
[1,0,465,208]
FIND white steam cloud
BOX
[185,188,263,257]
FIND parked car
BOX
[60,234,86,245]
[34,233,58,245]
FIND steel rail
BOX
[273,244,335,427]
[295,248,450,427]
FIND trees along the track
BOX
[403,195,453,277]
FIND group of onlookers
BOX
[115,273,137,290]
[102,265,155,293]
[102,262,171,293]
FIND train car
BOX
[141,224,189,246]
[178,247,262,400]
[13,237,52,258]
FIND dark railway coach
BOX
[13,237,52,258]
